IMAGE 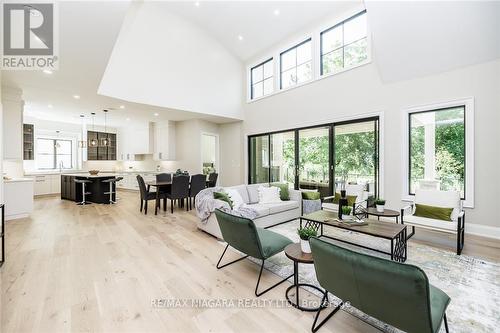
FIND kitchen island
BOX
[61,173,118,204]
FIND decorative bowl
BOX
[89,170,99,175]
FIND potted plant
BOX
[375,199,386,212]
[297,227,318,253]
[341,206,352,220]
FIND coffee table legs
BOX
[285,261,325,312]
[391,229,407,262]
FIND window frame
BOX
[320,10,368,76]
[250,57,274,100]
[402,98,474,208]
[279,38,313,90]
[36,137,74,170]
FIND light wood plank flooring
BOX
[1,191,499,333]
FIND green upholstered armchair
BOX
[309,237,450,333]
[214,209,294,297]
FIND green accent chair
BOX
[309,237,450,333]
[214,209,294,297]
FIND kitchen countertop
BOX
[61,173,120,178]
[4,177,35,183]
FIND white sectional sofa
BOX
[197,183,302,239]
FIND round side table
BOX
[284,243,325,312]
[365,207,400,223]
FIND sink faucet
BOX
[59,161,64,172]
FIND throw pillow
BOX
[213,191,233,209]
[414,204,453,221]
[332,192,357,206]
[271,183,290,201]
[258,186,281,204]
[302,191,320,200]
[225,188,244,210]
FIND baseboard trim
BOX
[465,223,500,240]
[5,213,30,221]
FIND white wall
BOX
[219,121,244,187]
[98,1,244,120]
[241,59,500,234]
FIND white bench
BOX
[401,189,465,255]
[321,184,370,217]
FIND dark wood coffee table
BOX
[300,210,407,262]
[365,207,400,223]
[284,243,325,312]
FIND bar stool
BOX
[102,177,123,204]
[75,179,92,205]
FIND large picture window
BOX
[251,58,274,99]
[37,138,73,170]
[409,106,465,198]
[280,39,312,89]
[320,11,368,76]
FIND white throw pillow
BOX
[258,186,282,204]
[225,188,244,210]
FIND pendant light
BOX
[78,114,87,148]
[88,112,98,147]
[99,109,110,147]
[54,130,61,148]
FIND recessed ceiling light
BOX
[73,95,80,99]
[48,104,53,108]
[274,9,280,16]
[43,69,53,74]
[126,118,130,121]
[119,105,125,109]
[238,35,243,41]
[154,113,159,117]
[194,1,200,7]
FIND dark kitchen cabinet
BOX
[61,175,76,201]
[87,131,116,161]
[23,124,34,160]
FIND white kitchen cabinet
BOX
[2,87,23,160]
[153,121,176,161]
[32,174,61,195]
[4,179,34,220]
[117,123,152,160]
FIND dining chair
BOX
[189,174,207,210]
[137,175,159,215]
[207,173,218,187]
[165,175,190,213]
[156,173,172,211]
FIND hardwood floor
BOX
[1,191,499,333]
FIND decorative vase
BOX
[300,239,311,253]
[376,205,385,213]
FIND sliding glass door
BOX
[248,116,379,199]
[270,131,295,186]
[333,118,379,196]
[297,126,332,198]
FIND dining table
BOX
[145,179,210,215]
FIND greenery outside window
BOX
[409,106,465,198]
[251,58,274,99]
[320,11,368,76]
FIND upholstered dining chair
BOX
[136,175,159,215]
[165,175,190,213]
[156,173,172,210]
[207,172,218,187]
[309,237,450,333]
[214,209,293,297]
[189,174,206,210]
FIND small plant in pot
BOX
[375,199,386,212]
[297,227,318,253]
[341,206,352,220]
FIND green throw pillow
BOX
[214,191,233,209]
[414,204,453,221]
[271,183,290,201]
[302,191,321,200]
[332,192,357,206]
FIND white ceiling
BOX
[1,1,238,127]
[162,1,362,61]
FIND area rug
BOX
[240,220,500,333]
